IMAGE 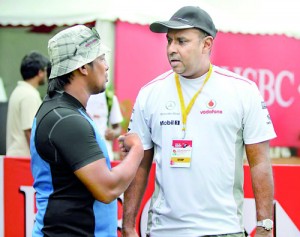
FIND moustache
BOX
[169,56,180,61]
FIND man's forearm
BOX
[122,149,154,233]
[122,170,149,230]
[251,160,274,220]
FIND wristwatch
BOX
[257,219,273,230]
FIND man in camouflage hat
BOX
[31,25,143,237]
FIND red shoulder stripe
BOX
[142,71,173,89]
[214,70,252,85]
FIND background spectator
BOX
[6,51,49,157]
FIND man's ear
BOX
[78,64,88,76]
[202,36,213,54]
[38,69,46,78]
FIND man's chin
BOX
[174,71,188,78]
[172,68,183,75]
[97,88,106,94]
[39,81,46,86]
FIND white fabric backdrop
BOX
[1,0,300,38]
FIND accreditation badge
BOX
[170,139,192,168]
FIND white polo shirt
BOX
[129,66,276,237]
[6,81,42,157]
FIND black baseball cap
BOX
[150,6,217,38]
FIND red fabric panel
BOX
[4,157,33,236]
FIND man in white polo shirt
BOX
[122,6,276,237]
[6,51,49,157]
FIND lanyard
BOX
[175,64,213,138]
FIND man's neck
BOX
[64,80,90,108]
[25,77,40,88]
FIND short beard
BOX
[39,78,45,86]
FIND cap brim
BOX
[150,20,194,33]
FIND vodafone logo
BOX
[200,99,223,114]
[206,99,216,109]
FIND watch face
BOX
[264,219,273,230]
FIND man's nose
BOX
[167,42,177,54]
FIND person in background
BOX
[0,76,7,102]
[31,25,143,237]
[122,6,276,237]
[87,90,123,160]
[6,51,49,157]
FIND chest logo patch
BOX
[165,101,176,110]
[206,99,216,109]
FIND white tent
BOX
[1,0,300,38]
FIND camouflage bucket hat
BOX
[48,25,110,79]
